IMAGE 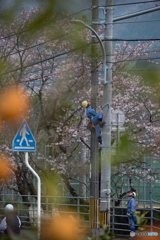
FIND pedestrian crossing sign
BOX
[12,119,36,152]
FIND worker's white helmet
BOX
[5,204,14,211]
[82,101,88,108]
[133,192,136,198]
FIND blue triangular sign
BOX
[13,119,36,152]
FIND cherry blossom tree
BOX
[0,7,160,207]
[110,41,160,203]
[0,7,92,206]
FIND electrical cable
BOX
[0,26,160,76]
[103,38,160,41]
[96,49,160,57]
[109,56,160,64]
[97,19,160,24]
[1,40,159,65]
[123,69,160,72]
[0,1,159,45]
[114,19,160,24]
[0,36,137,61]
[1,4,159,61]
[1,42,160,78]
[1,29,159,61]
[98,4,160,25]
[97,0,160,7]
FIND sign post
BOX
[13,119,41,238]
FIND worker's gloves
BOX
[127,213,132,218]
[99,121,105,128]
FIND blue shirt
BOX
[127,198,136,215]
[86,107,97,119]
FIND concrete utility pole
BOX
[100,0,113,227]
[80,133,87,198]
[90,0,99,232]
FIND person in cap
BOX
[0,204,21,236]
[82,101,104,145]
[127,192,136,233]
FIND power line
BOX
[1,34,159,63]
[124,69,160,72]
[97,19,160,24]
[113,5,160,22]
[1,40,159,77]
[104,49,160,57]
[2,28,159,62]
[98,0,160,7]
[1,7,160,61]
[0,34,160,76]
[113,19,160,24]
[111,56,160,64]
[103,38,160,41]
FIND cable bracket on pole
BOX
[105,81,113,84]
[105,7,114,10]
[106,66,112,70]
[103,36,113,40]
[91,5,97,10]
[98,7,107,14]
[98,7,114,14]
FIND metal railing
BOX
[1,193,160,233]
[110,198,160,234]
[0,193,90,228]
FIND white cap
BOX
[5,204,14,211]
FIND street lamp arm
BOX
[70,19,106,66]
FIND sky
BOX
[1,0,160,45]
[1,0,160,53]
[113,0,160,43]
[0,0,159,82]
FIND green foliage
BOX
[112,133,140,165]
[0,229,37,240]
[135,211,148,231]
[0,0,56,27]
[90,224,116,240]
[27,0,56,32]
[100,224,116,240]
[70,25,89,53]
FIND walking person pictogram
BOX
[19,124,30,146]
[13,119,36,152]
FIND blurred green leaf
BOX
[135,211,148,231]
[112,133,138,165]
[27,0,56,32]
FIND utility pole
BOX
[100,0,113,228]
[90,0,99,233]
[80,133,87,198]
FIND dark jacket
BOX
[5,214,21,235]
[0,214,21,235]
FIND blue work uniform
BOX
[86,107,103,138]
[127,197,136,232]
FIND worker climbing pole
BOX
[82,100,105,146]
